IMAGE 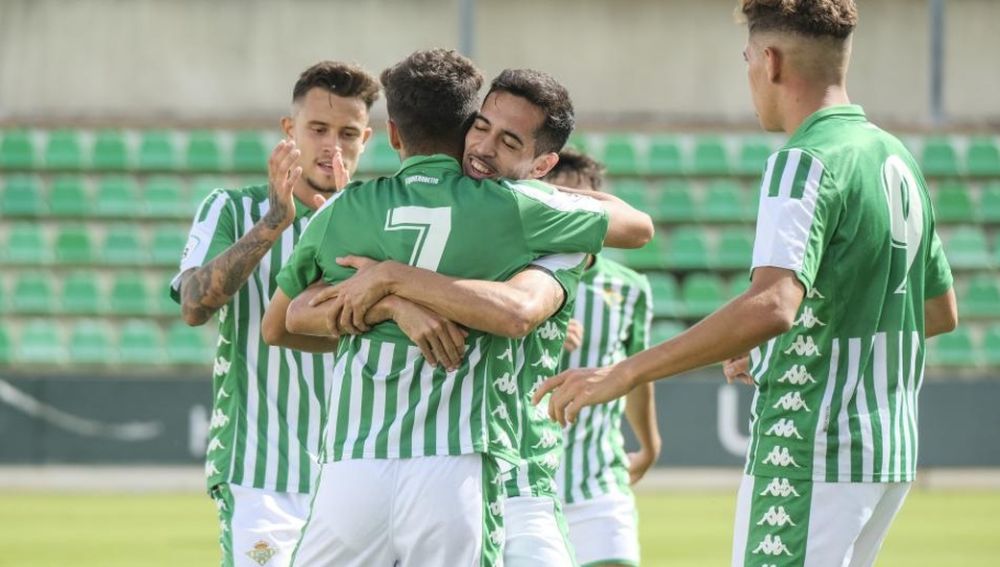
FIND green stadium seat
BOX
[966,138,1000,177]
[54,225,94,264]
[933,182,976,223]
[611,180,649,209]
[0,326,10,363]
[691,136,730,175]
[185,130,224,172]
[927,327,977,367]
[664,227,711,270]
[622,235,666,270]
[138,130,177,171]
[94,176,139,217]
[681,273,726,317]
[944,227,991,269]
[44,130,83,170]
[650,180,696,222]
[61,272,104,315]
[151,226,186,267]
[961,276,1000,317]
[728,274,751,300]
[647,136,684,176]
[2,175,46,216]
[3,223,49,264]
[603,135,641,175]
[144,176,187,218]
[983,325,1000,367]
[699,180,748,221]
[920,137,960,177]
[16,319,65,365]
[736,138,774,175]
[981,182,1000,223]
[717,228,754,270]
[153,273,179,316]
[49,175,91,217]
[118,320,165,365]
[92,130,129,171]
[166,321,213,365]
[102,225,147,265]
[69,320,115,364]
[0,278,5,314]
[650,320,685,344]
[109,274,150,315]
[1,129,35,169]
[12,272,54,314]
[232,131,267,172]
[995,232,1000,267]
[647,273,680,318]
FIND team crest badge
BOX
[246,540,277,566]
[601,288,623,307]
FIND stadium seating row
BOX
[0,272,175,316]
[0,223,186,266]
[0,319,213,366]
[3,129,998,177]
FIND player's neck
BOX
[293,182,329,211]
[780,84,851,135]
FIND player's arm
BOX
[925,288,958,338]
[621,278,661,484]
[179,141,303,326]
[552,184,653,249]
[261,287,339,353]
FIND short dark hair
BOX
[292,61,381,109]
[740,0,857,39]
[486,69,575,155]
[380,48,483,156]
[544,148,606,191]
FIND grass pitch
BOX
[0,489,996,566]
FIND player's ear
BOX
[531,152,560,180]
[280,116,294,140]
[361,127,374,146]
[763,45,782,84]
[387,120,403,150]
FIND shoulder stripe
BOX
[531,253,587,272]
[503,180,605,214]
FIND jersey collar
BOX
[395,154,463,175]
[793,104,866,139]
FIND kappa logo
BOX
[532,429,560,450]
[759,477,800,498]
[219,519,229,533]
[532,350,560,371]
[246,540,278,566]
[494,373,517,395]
[537,320,562,341]
[539,452,561,470]
[752,534,793,557]
[756,506,796,527]
[488,499,503,517]
[209,408,230,430]
[794,306,826,329]
[761,446,801,468]
[217,335,231,347]
[214,497,227,512]
[213,356,231,377]
[772,391,811,412]
[495,430,514,450]
[806,287,825,300]
[778,365,817,385]
[489,527,505,546]
[784,336,821,357]
[206,436,226,453]
[497,346,514,363]
[205,461,221,477]
[531,400,550,422]
[216,387,230,400]
[218,305,229,323]
[491,404,510,421]
[765,418,804,439]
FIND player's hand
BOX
[563,319,583,352]
[331,147,351,191]
[306,256,389,335]
[533,365,634,426]
[723,354,753,385]
[264,140,302,229]
[392,300,467,371]
[627,447,659,485]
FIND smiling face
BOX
[462,90,553,181]
[282,87,372,194]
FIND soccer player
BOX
[544,149,660,567]
[535,1,959,566]
[170,61,381,567]
[287,69,618,567]
[261,49,653,567]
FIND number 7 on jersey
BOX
[384,206,452,271]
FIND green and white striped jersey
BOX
[503,254,587,499]
[745,105,954,483]
[170,185,332,494]
[557,256,652,504]
[276,155,609,467]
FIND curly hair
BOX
[487,69,575,156]
[740,0,858,39]
[380,48,484,155]
[293,61,380,109]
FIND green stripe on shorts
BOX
[210,484,235,567]
[743,476,815,567]
[482,456,505,567]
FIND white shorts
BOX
[210,483,311,567]
[291,454,504,567]
[732,474,911,567]
[564,491,640,566]
[504,496,574,567]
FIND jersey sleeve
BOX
[924,230,954,298]
[275,203,335,299]
[169,189,237,303]
[750,149,842,290]
[503,179,609,257]
[530,253,588,308]
[625,275,653,355]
